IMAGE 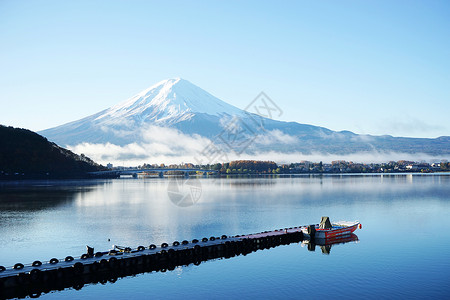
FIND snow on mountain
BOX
[39,78,251,146]
[95,78,244,125]
[39,78,256,146]
[38,78,450,164]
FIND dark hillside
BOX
[0,125,104,179]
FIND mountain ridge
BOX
[38,78,450,159]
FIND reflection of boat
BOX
[303,233,359,254]
[314,232,359,246]
[301,216,361,239]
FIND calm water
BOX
[0,174,449,299]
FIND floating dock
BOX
[0,226,305,299]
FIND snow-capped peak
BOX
[95,78,244,124]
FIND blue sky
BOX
[1,0,449,138]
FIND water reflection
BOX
[302,234,359,254]
[0,180,104,212]
[224,178,278,187]
[0,229,361,299]
[0,231,305,299]
[0,175,449,299]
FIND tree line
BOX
[0,125,104,179]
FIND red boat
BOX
[301,217,361,239]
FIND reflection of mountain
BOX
[302,233,359,254]
[0,182,101,212]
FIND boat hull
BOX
[302,221,360,239]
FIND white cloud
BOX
[68,125,213,166]
[256,129,298,145]
[68,125,450,167]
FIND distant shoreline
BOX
[1,171,449,183]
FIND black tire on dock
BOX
[73,262,84,275]
[108,257,118,269]
[81,254,89,259]
[149,244,157,250]
[192,239,199,243]
[29,269,41,282]
[161,243,169,248]
[65,256,74,262]
[182,240,189,245]
[173,241,180,246]
[138,246,145,251]
[14,263,24,270]
[95,252,103,257]
[168,249,175,258]
[100,259,109,269]
[202,237,208,242]
[49,258,59,264]
[209,236,216,241]
[32,260,42,267]
[221,235,227,239]
[0,265,5,272]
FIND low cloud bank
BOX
[68,125,449,166]
[69,125,211,166]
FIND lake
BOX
[0,174,449,299]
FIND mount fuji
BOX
[39,78,450,163]
[40,78,256,145]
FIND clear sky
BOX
[1,0,449,138]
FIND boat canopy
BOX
[319,216,332,229]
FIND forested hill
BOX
[0,125,104,179]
